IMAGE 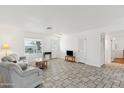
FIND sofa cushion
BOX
[1,56,9,62]
[17,63,28,71]
[1,56,17,63]
[10,54,19,62]
[7,56,17,63]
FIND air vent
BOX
[46,27,52,30]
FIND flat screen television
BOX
[66,50,73,56]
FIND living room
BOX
[1,5,124,89]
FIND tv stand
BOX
[65,56,75,62]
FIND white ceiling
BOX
[0,6,124,35]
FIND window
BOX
[24,38,42,54]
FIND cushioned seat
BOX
[0,54,42,88]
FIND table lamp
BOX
[2,43,10,56]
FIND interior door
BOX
[100,33,105,64]
[51,39,60,58]
[78,37,86,63]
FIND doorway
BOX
[103,31,124,65]
[101,33,112,65]
[77,37,87,63]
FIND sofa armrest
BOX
[21,67,41,77]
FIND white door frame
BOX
[77,37,87,63]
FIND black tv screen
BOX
[66,50,73,56]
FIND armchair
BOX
[0,62,42,88]
[0,54,42,88]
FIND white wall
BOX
[60,35,78,59]
[24,32,60,60]
[60,24,124,67]
[60,31,102,67]
[0,26,60,61]
[0,24,112,67]
[0,25,24,59]
[80,31,101,67]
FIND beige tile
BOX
[38,59,124,88]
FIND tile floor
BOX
[39,59,124,88]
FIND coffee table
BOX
[35,60,48,69]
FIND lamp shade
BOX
[2,43,10,49]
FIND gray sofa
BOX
[0,54,42,88]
